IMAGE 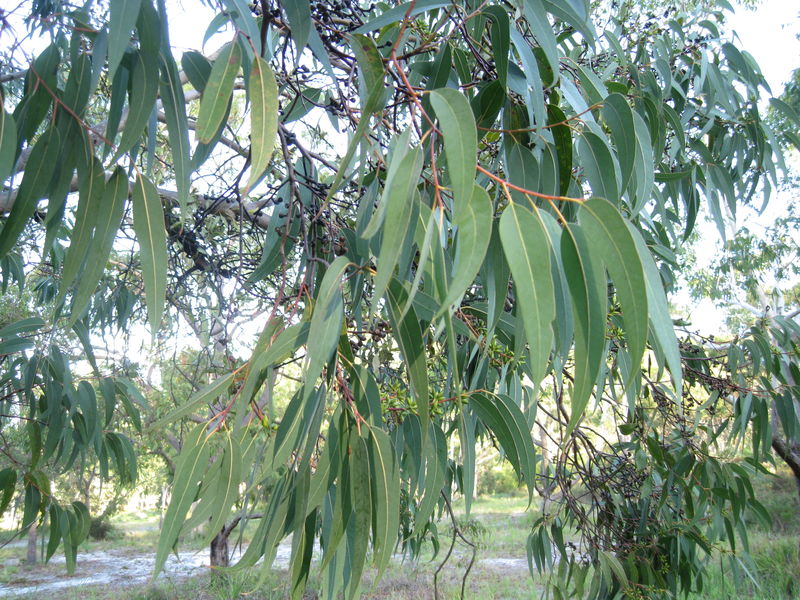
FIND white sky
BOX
[728,0,800,94]
[672,1,800,336]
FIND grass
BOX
[0,471,797,599]
[697,467,800,600]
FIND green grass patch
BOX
[2,470,797,599]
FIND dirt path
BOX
[0,542,531,597]
[0,543,279,598]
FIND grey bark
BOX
[772,435,800,500]
[210,528,230,568]
[25,525,37,566]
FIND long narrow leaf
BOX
[197,41,241,143]
[436,185,493,317]
[153,424,211,577]
[499,202,555,384]
[132,172,167,336]
[430,88,477,220]
[69,167,129,325]
[245,56,278,193]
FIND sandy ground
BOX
[0,543,259,597]
[0,542,532,598]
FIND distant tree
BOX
[1,0,798,597]
[0,274,140,572]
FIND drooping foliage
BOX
[0,0,798,597]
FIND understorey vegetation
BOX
[1,0,799,598]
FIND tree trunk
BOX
[25,524,37,566]
[772,435,800,559]
[210,528,230,568]
[772,435,800,500]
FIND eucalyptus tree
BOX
[1,0,798,597]
[0,271,141,572]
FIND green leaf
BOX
[598,550,628,587]
[154,424,211,577]
[470,393,536,495]
[368,428,399,579]
[182,51,212,91]
[373,147,423,302]
[46,505,62,561]
[283,0,312,57]
[548,0,596,42]
[320,474,352,576]
[578,131,618,202]
[88,28,109,97]
[0,110,17,184]
[626,222,682,394]
[0,336,34,356]
[221,0,262,56]
[421,42,453,120]
[0,126,62,260]
[21,476,41,530]
[353,0,450,34]
[132,172,168,336]
[361,130,412,239]
[197,41,241,144]
[459,411,476,516]
[307,434,336,512]
[290,507,316,600]
[104,58,130,156]
[347,432,371,600]
[282,87,322,124]
[60,508,77,574]
[547,105,573,196]
[72,501,91,546]
[629,111,654,214]
[245,56,279,193]
[0,317,45,339]
[202,432,242,545]
[386,281,430,443]
[504,142,539,205]
[108,0,143,80]
[560,223,607,433]
[436,185,492,316]
[429,88,477,220]
[400,203,439,319]
[499,202,555,384]
[306,256,349,397]
[575,64,607,106]
[412,423,447,534]
[601,93,636,195]
[14,45,59,145]
[151,372,234,429]
[254,321,311,371]
[770,97,800,129]
[509,29,547,127]
[136,0,161,60]
[470,81,506,138]
[0,469,16,516]
[269,385,325,476]
[349,34,387,115]
[522,0,560,85]
[578,198,648,387]
[116,378,146,417]
[484,6,510,87]
[159,50,191,215]
[40,129,78,258]
[77,381,99,445]
[113,49,160,160]
[320,108,372,205]
[69,167,129,325]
